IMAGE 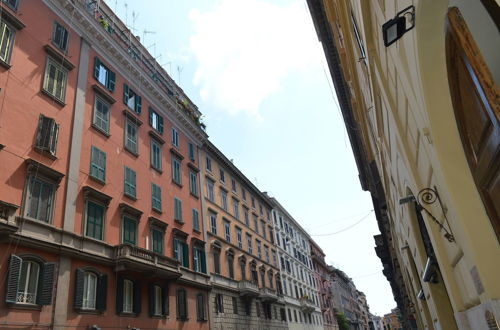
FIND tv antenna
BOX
[177,66,183,85]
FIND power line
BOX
[310,210,374,236]
[307,209,374,229]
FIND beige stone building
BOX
[308,0,499,329]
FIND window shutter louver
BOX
[35,115,45,149]
[49,122,59,155]
[74,268,84,309]
[158,116,164,134]
[161,285,168,316]
[123,84,129,104]
[108,70,116,92]
[182,243,189,268]
[93,57,100,80]
[116,276,124,314]
[5,255,22,304]
[148,283,155,317]
[96,274,107,311]
[201,251,207,273]
[135,95,142,114]
[133,280,141,314]
[173,239,179,260]
[37,262,56,305]
[149,108,153,126]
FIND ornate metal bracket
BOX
[417,188,455,243]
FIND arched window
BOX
[239,255,247,280]
[227,249,234,279]
[18,260,40,304]
[74,268,107,312]
[250,262,258,284]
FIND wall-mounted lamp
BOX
[382,5,415,47]
[417,289,426,301]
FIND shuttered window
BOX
[123,279,133,313]
[176,288,187,320]
[90,146,106,182]
[193,246,206,273]
[116,277,140,315]
[151,139,162,171]
[149,108,164,133]
[192,208,200,231]
[207,179,215,201]
[93,96,110,134]
[215,293,224,313]
[189,171,198,196]
[151,228,163,255]
[27,177,54,223]
[210,213,217,235]
[125,118,138,154]
[171,127,179,148]
[173,238,189,268]
[213,250,220,274]
[52,21,69,52]
[93,57,115,92]
[188,143,195,161]
[196,293,206,321]
[123,84,142,113]
[151,183,162,212]
[6,255,55,306]
[221,190,228,211]
[74,268,107,312]
[35,114,59,156]
[224,220,231,242]
[174,197,183,222]
[85,201,104,240]
[43,57,68,102]
[122,216,137,245]
[148,283,168,317]
[172,157,181,185]
[0,21,14,63]
[124,166,136,199]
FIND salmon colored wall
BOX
[0,1,81,230]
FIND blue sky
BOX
[106,0,396,316]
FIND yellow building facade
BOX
[308,0,499,329]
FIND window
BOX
[122,216,137,245]
[93,96,110,134]
[52,21,69,52]
[123,279,133,313]
[151,139,162,171]
[174,197,183,222]
[236,227,242,249]
[221,190,228,211]
[261,221,266,239]
[233,199,239,219]
[219,169,225,183]
[94,57,115,92]
[206,157,212,172]
[256,240,262,259]
[241,188,246,201]
[43,57,68,102]
[85,200,104,240]
[247,234,253,254]
[151,228,164,254]
[2,0,18,11]
[125,118,138,154]
[150,183,162,212]
[172,157,182,185]
[171,127,179,148]
[259,205,263,216]
[213,249,220,274]
[17,260,40,304]
[189,171,198,196]
[254,216,258,234]
[151,285,163,316]
[193,244,206,273]
[176,288,188,320]
[265,247,269,263]
[231,178,236,192]
[227,252,234,279]
[210,213,217,235]
[74,269,106,312]
[26,177,54,223]
[90,146,106,182]
[149,108,163,133]
[272,251,277,266]
[207,179,215,202]
[240,258,247,280]
[224,220,231,242]
[251,197,255,208]
[196,293,206,321]
[270,229,274,244]
[215,293,224,314]
[256,301,260,317]
[124,167,136,199]
[188,143,195,161]
[244,208,249,226]
[232,296,238,314]
[173,237,189,268]
[0,21,14,64]
[192,208,200,231]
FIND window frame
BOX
[172,156,182,185]
[92,94,111,135]
[124,166,137,199]
[90,146,106,183]
[151,183,162,212]
[189,170,198,196]
[0,19,15,65]
[122,215,138,245]
[192,208,200,232]
[94,57,115,92]
[171,127,179,148]
[124,117,139,155]
[150,138,162,172]
[84,199,106,241]
[42,56,68,103]
[174,197,183,222]
[52,21,69,52]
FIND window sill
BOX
[150,165,162,174]
[190,192,199,199]
[172,180,183,188]
[91,124,110,138]
[174,219,184,225]
[75,308,102,315]
[0,58,11,69]
[118,312,138,318]
[34,147,58,160]
[124,146,139,158]
[7,303,42,311]
[41,89,66,106]
[88,175,106,186]
[197,318,208,322]
[177,317,189,321]
[193,228,201,234]
[123,193,137,201]
[152,208,162,214]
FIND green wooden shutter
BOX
[74,268,84,309]
[158,116,164,134]
[116,276,124,314]
[149,108,153,126]
[182,242,189,268]
[107,70,116,92]
[161,285,168,316]
[135,95,142,114]
[133,280,141,314]
[96,274,107,312]
[93,57,100,80]
[123,84,129,104]
[5,255,22,304]
[201,250,207,273]
[37,262,56,305]
[49,121,59,155]
[148,283,155,317]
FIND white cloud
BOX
[189,0,322,117]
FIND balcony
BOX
[259,287,278,302]
[114,244,181,279]
[277,293,286,304]
[238,280,260,298]
[299,296,316,313]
